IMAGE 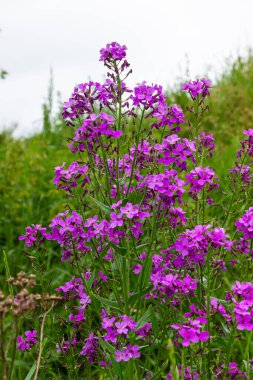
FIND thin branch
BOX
[34,302,54,380]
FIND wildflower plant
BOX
[12,42,253,379]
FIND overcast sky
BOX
[1,0,253,136]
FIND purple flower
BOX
[198,132,215,158]
[171,317,209,346]
[231,281,253,331]
[99,271,108,282]
[115,344,141,362]
[69,112,122,153]
[115,348,132,362]
[109,212,124,228]
[17,336,30,351]
[154,134,196,171]
[115,321,129,335]
[132,263,142,274]
[139,169,186,206]
[152,103,184,131]
[167,366,199,379]
[235,207,253,239]
[230,165,252,185]
[100,42,127,62]
[237,129,253,158]
[56,336,77,353]
[17,330,37,351]
[53,162,89,192]
[62,81,116,125]
[181,78,212,100]
[131,82,166,110]
[137,323,152,340]
[215,362,248,379]
[168,207,187,229]
[19,224,50,247]
[120,203,139,219]
[80,333,98,362]
[185,166,219,200]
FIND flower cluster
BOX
[62,78,133,126]
[56,277,91,327]
[69,112,121,153]
[80,333,99,362]
[232,281,253,331]
[101,311,137,342]
[17,330,37,351]
[185,166,219,200]
[198,132,215,158]
[169,225,233,268]
[150,265,198,302]
[139,169,185,206]
[19,224,50,247]
[53,162,89,191]
[230,164,252,185]
[171,316,209,346]
[181,78,212,99]
[237,129,253,158]
[215,362,248,379]
[56,336,77,353]
[235,207,253,239]
[154,134,195,171]
[152,103,184,131]
[167,366,199,379]
[131,81,166,110]
[115,344,141,362]
[100,42,127,62]
[99,310,148,363]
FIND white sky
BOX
[1,0,253,136]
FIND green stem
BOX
[181,348,185,380]
[90,239,123,309]
[223,324,236,378]
[202,188,205,225]
[8,319,19,380]
[115,71,122,197]
[136,200,162,316]
[126,109,145,197]
[99,137,112,205]
[222,151,247,228]
[122,255,130,314]
[0,316,7,380]
[206,249,211,380]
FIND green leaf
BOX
[24,362,36,380]
[137,305,152,329]
[3,250,13,296]
[149,359,169,379]
[143,254,153,288]
[125,360,134,379]
[99,339,115,354]
[89,196,111,215]
[87,272,95,290]
[110,242,128,255]
[150,305,159,337]
[135,243,149,250]
[127,190,144,204]
[99,339,121,377]
[92,293,122,312]
[129,285,153,305]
